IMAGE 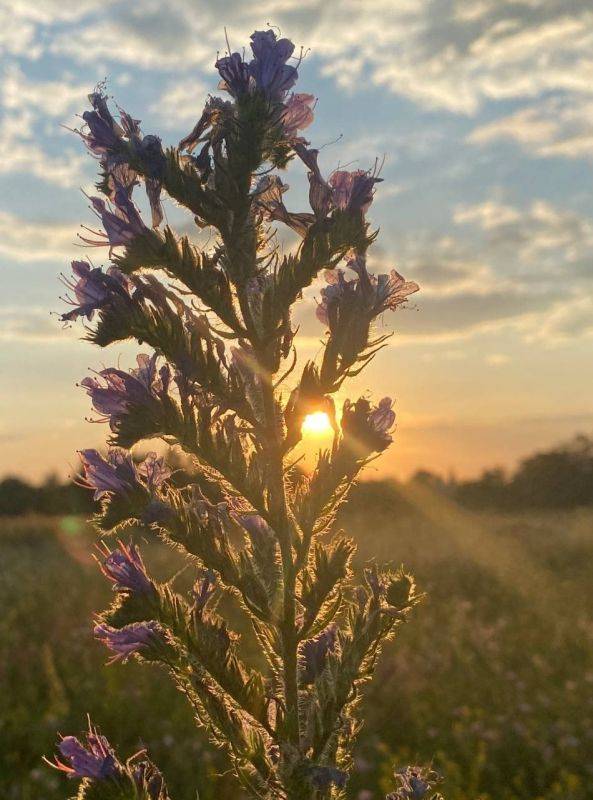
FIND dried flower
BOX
[281,92,315,138]
[329,168,382,216]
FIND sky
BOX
[0,0,592,483]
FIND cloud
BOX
[468,97,593,160]
[0,307,66,341]
[454,199,593,275]
[50,4,214,70]
[0,64,91,186]
[0,210,78,261]
[150,76,211,128]
[2,63,89,118]
[35,0,592,117]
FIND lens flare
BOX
[301,411,332,436]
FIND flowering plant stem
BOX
[48,26,444,800]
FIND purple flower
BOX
[300,624,337,685]
[281,93,315,138]
[80,183,150,253]
[78,449,170,500]
[49,723,121,779]
[309,765,348,790]
[316,257,418,331]
[341,397,396,453]
[348,253,419,315]
[80,353,168,430]
[216,30,300,102]
[94,620,165,663]
[368,397,396,435]
[249,30,298,101]
[137,452,172,493]
[216,51,252,98]
[60,260,133,323]
[99,540,154,595]
[79,90,124,155]
[79,448,139,500]
[329,169,382,216]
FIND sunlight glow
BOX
[301,411,332,437]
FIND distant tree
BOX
[511,434,593,509]
[455,467,512,511]
[0,477,39,516]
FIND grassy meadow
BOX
[2,481,592,799]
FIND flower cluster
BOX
[50,25,435,800]
[76,87,165,226]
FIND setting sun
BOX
[301,411,333,437]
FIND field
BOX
[2,481,593,800]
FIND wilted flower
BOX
[252,174,315,236]
[281,92,315,138]
[300,624,337,684]
[80,353,169,430]
[192,568,217,613]
[309,764,348,790]
[60,260,133,323]
[316,256,419,345]
[329,168,382,216]
[49,723,121,779]
[80,183,150,253]
[179,96,231,155]
[94,620,165,662]
[99,540,154,595]
[348,253,419,315]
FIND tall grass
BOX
[2,484,592,799]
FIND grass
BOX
[1,482,592,799]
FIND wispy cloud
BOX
[468,97,593,161]
[0,210,78,261]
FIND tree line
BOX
[1,433,592,517]
[413,434,593,510]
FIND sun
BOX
[301,411,333,437]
